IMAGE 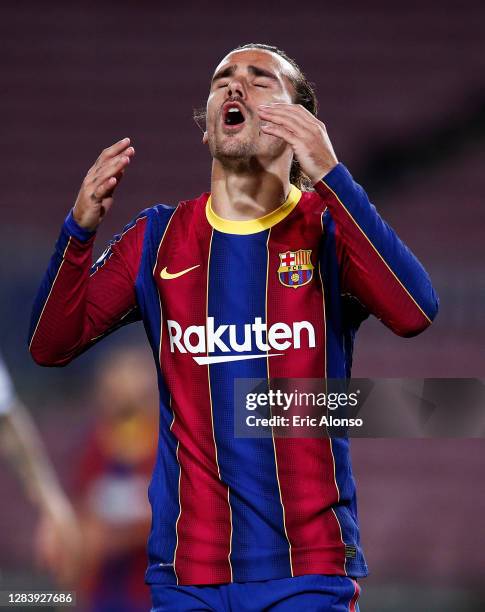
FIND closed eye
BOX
[253,79,270,88]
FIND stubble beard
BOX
[210,131,258,173]
[209,126,287,175]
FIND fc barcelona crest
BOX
[277,249,314,289]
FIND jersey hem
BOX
[144,560,369,586]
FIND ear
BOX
[202,131,208,145]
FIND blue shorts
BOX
[150,574,361,611]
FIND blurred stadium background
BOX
[1,1,484,610]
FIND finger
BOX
[260,122,299,145]
[92,154,131,184]
[89,147,134,177]
[258,103,320,126]
[258,106,317,136]
[112,167,126,187]
[100,146,135,168]
[95,137,131,166]
[94,151,131,177]
[91,176,117,201]
[260,103,318,122]
[258,111,308,138]
[114,167,125,181]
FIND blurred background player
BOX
[71,346,158,612]
[0,352,81,588]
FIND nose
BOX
[227,76,246,99]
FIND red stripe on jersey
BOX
[154,195,232,585]
[349,579,360,611]
[266,192,346,576]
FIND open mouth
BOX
[223,103,246,127]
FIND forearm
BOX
[28,212,98,365]
[29,138,140,366]
[253,103,438,335]
[0,400,73,517]
[29,211,142,366]
[315,164,439,336]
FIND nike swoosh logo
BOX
[194,353,283,365]
[160,264,200,280]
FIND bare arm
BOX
[1,400,70,514]
[0,399,81,585]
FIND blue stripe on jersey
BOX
[138,205,180,586]
[90,209,149,276]
[28,219,73,345]
[320,211,368,577]
[64,210,96,242]
[320,212,346,380]
[207,230,291,582]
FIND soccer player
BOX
[29,43,438,611]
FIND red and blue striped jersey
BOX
[29,163,438,585]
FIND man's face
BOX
[204,48,296,166]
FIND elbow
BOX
[392,292,439,338]
[397,320,432,338]
[29,341,73,368]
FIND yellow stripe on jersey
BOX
[206,184,302,235]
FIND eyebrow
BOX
[211,64,279,85]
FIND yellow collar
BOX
[205,184,302,235]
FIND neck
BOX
[210,159,291,221]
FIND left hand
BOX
[257,103,338,184]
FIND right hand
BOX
[72,137,135,231]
